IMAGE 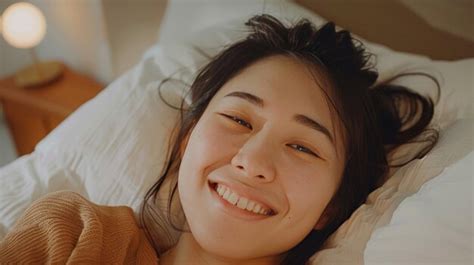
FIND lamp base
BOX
[15,61,64,88]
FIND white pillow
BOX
[364,150,473,265]
[310,118,474,265]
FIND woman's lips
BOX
[208,181,275,221]
[208,180,277,215]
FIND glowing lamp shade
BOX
[1,2,62,87]
[2,2,46,49]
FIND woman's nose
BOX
[230,132,277,182]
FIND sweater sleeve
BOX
[0,191,158,264]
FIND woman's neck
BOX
[159,232,280,265]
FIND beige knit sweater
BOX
[0,191,159,264]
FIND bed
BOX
[1,1,472,264]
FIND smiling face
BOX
[177,55,346,263]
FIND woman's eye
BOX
[221,114,252,129]
[288,144,319,157]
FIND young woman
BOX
[141,14,438,265]
[0,14,438,265]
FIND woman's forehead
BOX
[215,55,331,117]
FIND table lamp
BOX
[1,2,63,87]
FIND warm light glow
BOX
[1,2,46,49]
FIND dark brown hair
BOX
[140,14,439,265]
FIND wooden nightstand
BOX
[0,63,103,155]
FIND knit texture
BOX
[0,191,158,264]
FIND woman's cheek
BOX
[282,168,333,214]
[191,118,237,162]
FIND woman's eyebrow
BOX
[224,91,334,144]
[225,91,264,107]
[294,114,333,143]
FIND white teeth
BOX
[236,197,249,209]
[217,185,224,195]
[228,192,239,205]
[222,189,231,200]
[253,204,261,214]
[246,201,255,211]
[214,183,272,216]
